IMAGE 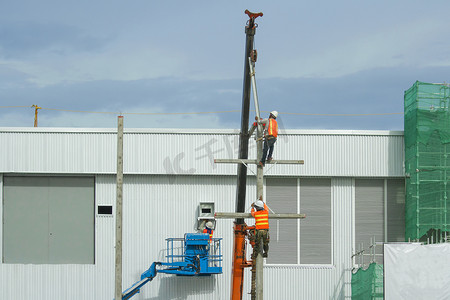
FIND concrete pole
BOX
[115,116,124,300]
[255,135,264,300]
[250,51,265,300]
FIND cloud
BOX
[0,32,196,87]
[0,67,401,129]
[0,65,34,89]
[0,77,244,128]
[0,109,35,127]
[259,16,450,79]
[21,107,232,130]
[0,21,111,59]
[0,65,416,130]
[0,21,115,87]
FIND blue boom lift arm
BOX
[122,262,159,300]
[120,233,222,300]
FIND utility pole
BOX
[214,210,306,298]
[115,116,124,300]
[249,56,264,300]
[230,11,263,300]
[32,105,41,127]
[220,10,306,300]
[217,58,305,299]
[249,55,264,201]
[241,52,266,300]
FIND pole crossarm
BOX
[215,212,306,219]
[214,159,304,165]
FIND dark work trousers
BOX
[253,229,270,257]
[261,137,277,164]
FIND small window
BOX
[98,205,113,215]
[202,208,212,214]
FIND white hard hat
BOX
[254,200,264,208]
[205,221,214,229]
[270,111,278,118]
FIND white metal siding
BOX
[332,177,354,299]
[0,128,400,299]
[0,128,404,177]
[0,173,356,300]
[0,174,2,263]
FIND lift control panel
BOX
[197,202,215,230]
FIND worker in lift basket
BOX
[255,111,278,167]
[203,221,214,242]
[251,196,270,258]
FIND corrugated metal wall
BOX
[0,128,404,300]
[0,128,404,177]
[120,175,238,299]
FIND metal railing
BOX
[165,237,223,269]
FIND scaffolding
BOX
[351,237,383,300]
[351,263,383,300]
[404,81,450,240]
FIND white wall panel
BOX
[0,128,404,177]
[332,177,354,298]
[384,243,450,299]
[0,174,2,264]
[94,175,116,298]
[0,127,401,299]
[264,266,336,300]
[117,174,253,299]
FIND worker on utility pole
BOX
[251,196,270,258]
[203,221,214,242]
[256,111,278,167]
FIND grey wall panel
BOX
[387,179,406,242]
[48,177,95,264]
[266,178,298,264]
[0,128,404,177]
[355,179,385,264]
[3,177,50,263]
[3,176,94,264]
[300,178,332,264]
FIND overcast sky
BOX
[1,0,449,130]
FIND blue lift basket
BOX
[121,233,222,300]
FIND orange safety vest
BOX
[203,228,213,241]
[251,204,269,229]
[267,119,278,138]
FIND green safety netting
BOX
[351,263,383,300]
[404,81,450,240]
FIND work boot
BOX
[267,157,273,162]
[262,253,268,258]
